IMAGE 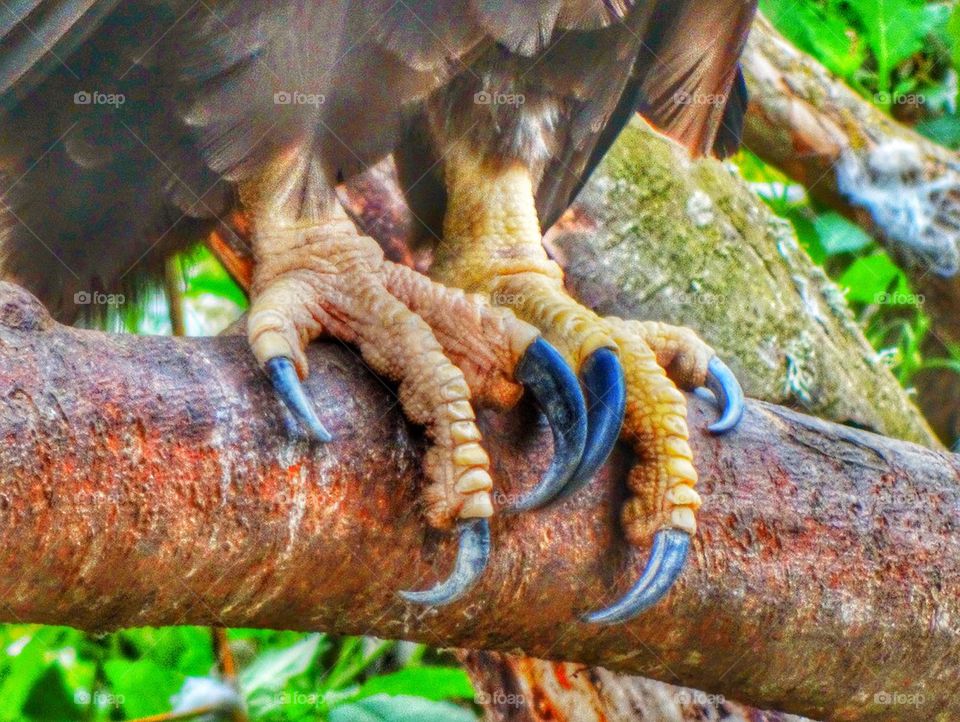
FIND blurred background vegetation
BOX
[2,1,959,719]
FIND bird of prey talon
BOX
[0,0,756,621]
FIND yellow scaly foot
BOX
[431,148,744,623]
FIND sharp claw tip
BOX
[583,528,691,625]
[266,356,333,442]
[306,425,333,443]
[705,357,745,435]
[707,418,736,435]
[398,519,491,608]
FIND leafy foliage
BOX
[0,625,476,721]
[744,0,960,394]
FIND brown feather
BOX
[0,0,756,320]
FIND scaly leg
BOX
[431,148,744,623]
[242,181,589,606]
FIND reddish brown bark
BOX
[0,282,956,721]
[458,651,807,722]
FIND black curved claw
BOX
[508,338,588,512]
[555,348,626,502]
[705,356,744,434]
[399,519,491,606]
[266,357,332,442]
[583,528,690,625]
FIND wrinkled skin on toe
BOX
[243,201,594,606]
[430,150,745,622]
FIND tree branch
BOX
[742,16,960,447]
[0,281,956,722]
[343,120,944,720]
[742,14,960,339]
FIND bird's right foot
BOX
[245,205,588,607]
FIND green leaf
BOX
[240,634,324,695]
[118,627,216,678]
[330,695,477,722]
[838,252,907,304]
[103,659,184,718]
[183,275,248,310]
[949,5,960,70]
[760,0,865,79]
[785,208,827,264]
[22,664,80,721]
[182,248,248,309]
[353,667,474,702]
[0,630,63,720]
[846,0,931,94]
[814,212,875,255]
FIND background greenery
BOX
[2,1,959,719]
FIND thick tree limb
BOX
[742,16,960,446]
[0,282,957,722]
[457,651,803,722]
[742,15,960,340]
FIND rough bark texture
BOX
[0,282,957,722]
[741,14,960,445]
[549,121,938,450]
[458,651,803,722]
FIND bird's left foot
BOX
[242,211,589,610]
[432,151,744,623]
[494,276,744,623]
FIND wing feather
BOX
[536,0,756,228]
[0,0,120,103]
[633,0,756,156]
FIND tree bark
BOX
[0,281,957,722]
[552,122,939,449]
[458,651,803,722]
[741,15,960,446]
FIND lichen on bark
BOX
[551,119,937,447]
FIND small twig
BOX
[212,627,248,722]
[125,704,222,722]
[212,627,238,683]
[164,255,187,338]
